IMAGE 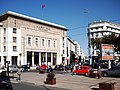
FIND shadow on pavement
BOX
[91,87,99,90]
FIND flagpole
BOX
[42,4,45,19]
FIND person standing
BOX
[97,65,102,79]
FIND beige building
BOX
[0,11,68,67]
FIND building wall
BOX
[0,12,67,67]
[89,21,120,64]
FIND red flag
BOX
[42,4,45,8]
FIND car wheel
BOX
[103,72,108,77]
[10,70,13,73]
[85,73,89,76]
[73,72,77,75]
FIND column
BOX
[24,51,27,65]
[1,56,4,67]
[51,53,53,66]
[32,52,34,66]
[39,52,41,65]
[45,52,47,65]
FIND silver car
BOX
[9,65,19,73]
[102,66,120,77]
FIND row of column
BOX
[31,52,56,66]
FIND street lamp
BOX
[84,9,92,65]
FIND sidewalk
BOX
[10,72,120,90]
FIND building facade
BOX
[67,38,85,64]
[67,37,76,64]
[88,21,120,65]
[0,11,68,67]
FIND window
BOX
[35,37,39,46]
[3,28,6,34]
[63,37,65,41]
[63,50,65,54]
[53,40,57,48]
[27,36,32,46]
[3,46,6,52]
[3,37,6,43]
[13,46,17,51]
[13,37,17,43]
[63,43,65,48]
[41,38,46,47]
[13,28,17,33]
[48,39,51,47]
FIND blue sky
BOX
[0,0,120,54]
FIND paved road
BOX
[12,82,70,90]
[7,71,120,90]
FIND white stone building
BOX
[67,37,75,64]
[67,38,85,64]
[0,11,68,67]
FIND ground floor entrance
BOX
[27,51,57,66]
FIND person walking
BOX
[49,66,53,72]
[97,65,102,79]
[17,68,22,80]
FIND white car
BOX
[0,68,6,76]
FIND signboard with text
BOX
[101,44,114,60]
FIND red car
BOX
[40,64,48,70]
[73,66,91,76]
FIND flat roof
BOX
[1,11,68,30]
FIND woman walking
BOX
[97,65,102,79]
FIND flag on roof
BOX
[42,4,45,8]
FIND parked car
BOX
[102,66,120,77]
[54,64,64,70]
[9,65,19,73]
[40,64,48,70]
[36,65,40,71]
[54,64,71,71]
[0,68,6,76]
[21,65,30,72]
[73,66,91,76]
[36,64,48,70]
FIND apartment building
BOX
[88,21,120,64]
[0,11,68,67]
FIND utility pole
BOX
[84,9,92,65]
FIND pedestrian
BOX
[17,68,22,80]
[71,66,74,72]
[48,66,53,73]
[97,65,102,79]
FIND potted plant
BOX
[44,72,56,85]
[39,69,45,74]
[99,82,116,90]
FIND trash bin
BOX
[99,82,115,90]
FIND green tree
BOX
[91,33,120,53]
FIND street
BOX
[12,82,70,90]
[1,70,120,90]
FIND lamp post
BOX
[84,9,92,65]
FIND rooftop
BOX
[0,11,68,30]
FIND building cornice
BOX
[0,11,68,31]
